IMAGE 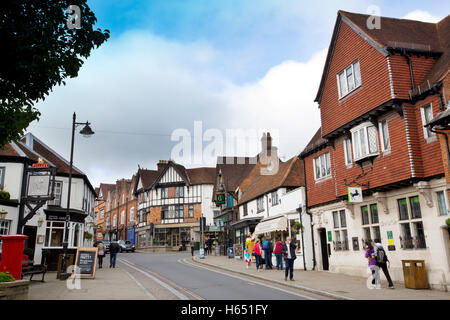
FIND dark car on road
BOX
[119,240,135,252]
[101,240,111,253]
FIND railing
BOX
[400,236,426,249]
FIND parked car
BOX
[118,240,135,252]
[101,240,111,253]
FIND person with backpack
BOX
[372,240,394,289]
[262,237,272,269]
[364,241,380,289]
[274,239,283,270]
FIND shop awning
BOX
[253,216,288,235]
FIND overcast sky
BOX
[26,1,449,188]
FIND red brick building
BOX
[300,11,449,290]
[94,176,137,243]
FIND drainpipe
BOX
[400,50,415,90]
[302,160,317,270]
[297,206,307,271]
[429,126,450,169]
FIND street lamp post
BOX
[59,112,94,280]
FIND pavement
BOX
[28,264,150,300]
[193,255,450,300]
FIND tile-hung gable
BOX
[301,11,450,289]
[315,11,449,140]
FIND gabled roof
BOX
[135,168,159,191]
[0,140,55,167]
[20,133,95,195]
[237,156,305,205]
[187,167,216,185]
[299,128,329,158]
[99,183,116,200]
[149,161,216,189]
[21,133,84,176]
[315,10,449,103]
[214,157,256,195]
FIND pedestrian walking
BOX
[253,239,263,272]
[274,239,283,270]
[364,241,380,289]
[191,244,195,257]
[109,240,120,268]
[244,249,251,269]
[372,239,394,289]
[262,238,272,269]
[281,237,296,281]
[97,241,105,269]
[268,239,274,269]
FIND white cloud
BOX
[402,10,441,23]
[29,31,326,187]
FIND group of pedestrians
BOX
[96,240,120,269]
[364,239,395,289]
[251,236,297,281]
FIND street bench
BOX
[21,261,47,282]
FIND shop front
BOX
[43,207,88,271]
[231,217,261,257]
[137,222,199,252]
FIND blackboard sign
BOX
[74,247,98,278]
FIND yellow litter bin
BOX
[401,260,429,289]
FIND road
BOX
[117,251,328,300]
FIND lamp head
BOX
[80,122,95,137]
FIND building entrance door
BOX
[318,228,329,271]
[171,231,179,247]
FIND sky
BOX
[26,0,449,188]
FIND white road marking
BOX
[119,258,189,300]
[121,266,156,300]
[179,258,317,300]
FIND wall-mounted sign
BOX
[348,187,363,203]
[387,230,395,251]
[216,194,225,205]
[327,231,332,242]
[28,174,51,197]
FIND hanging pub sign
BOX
[216,193,225,205]
[347,187,363,203]
[74,247,98,279]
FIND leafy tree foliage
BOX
[0,0,110,147]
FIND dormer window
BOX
[351,122,379,162]
[337,60,361,99]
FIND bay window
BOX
[351,122,379,161]
[44,221,84,248]
[314,152,331,181]
[337,60,361,99]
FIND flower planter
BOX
[0,280,30,300]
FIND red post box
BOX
[0,235,28,280]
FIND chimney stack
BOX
[157,160,168,172]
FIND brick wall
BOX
[320,20,392,137]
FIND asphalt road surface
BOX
[117,251,327,300]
